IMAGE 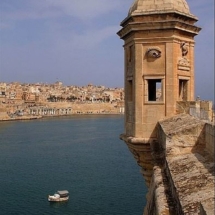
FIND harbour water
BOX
[0,115,147,215]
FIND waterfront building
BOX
[0,82,125,120]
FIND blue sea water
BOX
[0,115,147,215]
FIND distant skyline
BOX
[0,0,214,101]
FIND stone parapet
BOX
[205,123,215,159]
[176,100,213,122]
[157,114,215,214]
[122,114,215,214]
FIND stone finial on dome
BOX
[128,0,193,17]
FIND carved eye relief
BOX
[146,48,161,58]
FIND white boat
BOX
[48,190,69,202]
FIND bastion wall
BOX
[143,114,214,215]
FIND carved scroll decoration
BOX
[177,57,190,71]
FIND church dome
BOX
[128,0,192,16]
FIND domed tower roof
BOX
[128,0,193,17]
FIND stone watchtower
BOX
[117,0,201,186]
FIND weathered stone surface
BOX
[167,153,214,215]
[159,114,206,155]
[158,114,215,215]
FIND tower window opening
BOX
[179,79,188,101]
[148,79,162,101]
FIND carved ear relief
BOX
[180,42,188,56]
[146,47,161,58]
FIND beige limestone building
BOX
[118,0,214,214]
[0,82,124,120]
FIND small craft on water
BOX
[48,190,69,202]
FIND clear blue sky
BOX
[0,0,214,101]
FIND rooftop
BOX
[128,0,194,17]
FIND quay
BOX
[0,83,125,121]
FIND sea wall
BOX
[45,102,122,114]
[0,102,124,121]
[0,107,8,119]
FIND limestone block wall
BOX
[0,102,123,120]
[157,114,214,214]
[176,101,213,122]
[205,123,215,159]
[159,114,206,155]
[120,116,215,215]
[0,107,9,120]
[120,114,214,214]
[144,164,184,215]
[46,102,121,114]
[143,114,214,215]
[119,135,154,187]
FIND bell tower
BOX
[118,0,201,186]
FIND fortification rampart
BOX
[117,0,214,213]
[0,102,124,121]
[205,123,215,159]
[143,114,215,215]
[177,101,214,123]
